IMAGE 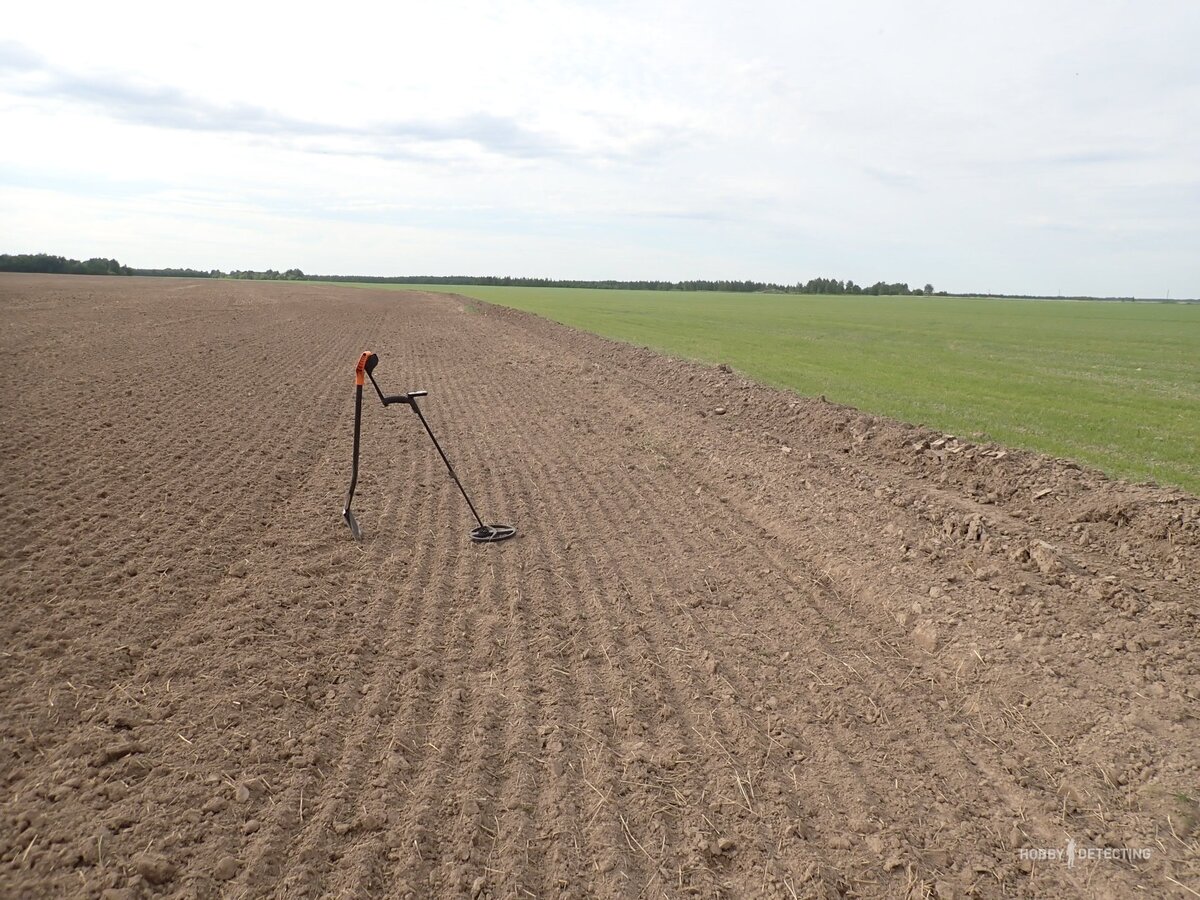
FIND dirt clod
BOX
[913,622,940,653]
[92,741,143,767]
[133,852,175,885]
[213,855,239,880]
[1030,541,1064,574]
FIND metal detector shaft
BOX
[407,398,486,530]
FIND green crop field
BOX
[344,284,1200,493]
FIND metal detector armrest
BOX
[381,390,428,406]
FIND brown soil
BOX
[1,274,1197,899]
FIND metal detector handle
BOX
[354,350,378,387]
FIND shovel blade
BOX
[343,507,362,542]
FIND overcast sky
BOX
[2,0,1198,296]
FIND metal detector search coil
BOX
[341,350,516,544]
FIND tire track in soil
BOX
[503,451,653,897]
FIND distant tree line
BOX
[0,254,938,295]
[134,267,223,278]
[2,253,232,279]
[5,252,1188,301]
[228,268,308,280]
[0,253,132,276]
[298,273,943,295]
[181,268,945,294]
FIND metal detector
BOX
[342,351,516,544]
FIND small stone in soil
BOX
[213,855,238,880]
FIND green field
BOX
[345,284,1200,493]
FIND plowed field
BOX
[2,275,1197,899]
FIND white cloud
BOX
[1,0,1198,296]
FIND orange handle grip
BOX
[355,350,375,387]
